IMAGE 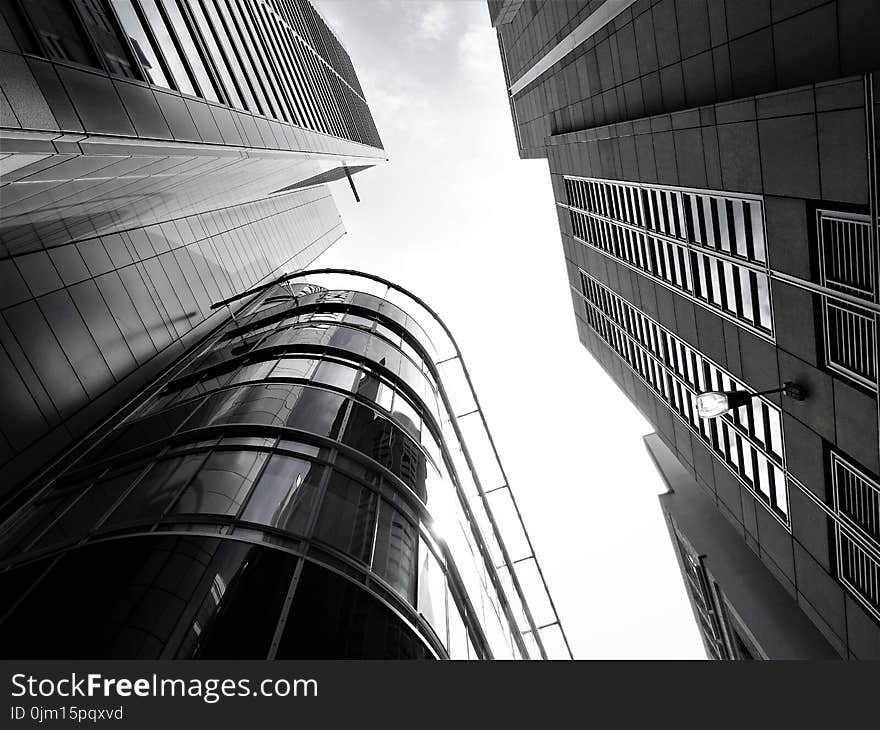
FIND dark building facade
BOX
[647,432,838,659]
[491,0,880,658]
[0,272,569,659]
[0,0,385,505]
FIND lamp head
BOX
[695,390,753,419]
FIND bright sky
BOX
[313,0,705,659]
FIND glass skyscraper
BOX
[0,0,385,500]
[0,4,568,659]
[491,0,880,658]
[0,271,569,659]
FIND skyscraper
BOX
[0,0,385,505]
[491,0,880,658]
[0,2,570,663]
[0,270,569,659]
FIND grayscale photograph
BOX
[0,0,878,697]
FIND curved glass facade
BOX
[0,273,570,659]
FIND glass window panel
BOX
[343,312,376,330]
[227,0,287,120]
[32,468,143,548]
[173,450,268,516]
[774,468,788,515]
[313,360,361,392]
[139,0,195,94]
[158,0,219,101]
[240,453,323,535]
[284,387,348,438]
[191,383,292,428]
[722,262,737,313]
[227,360,275,385]
[110,0,169,87]
[417,535,448,647]
[327,325,371,356]
[390,391,421,440]
[751,399,766,445]
[732,200,748,257]
[365,336,401,376]
[0,475,97,555]
[271,357,318,380]
[210,0,267,113]
[756,274,772,330]
[767,406,783,459]
[750,202,766,262]
[21,0,98,66]
[718,200,731,252]
[313,472,378,563]
[277,562,430,659]
[107,453,204,525]
[74,0,139,78]
[738,268,754,323]
[355,370,394,411]
[185,0,242,107]
[372,501,418,604]
[755,454,771,499]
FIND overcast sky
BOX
[312,0,705,659]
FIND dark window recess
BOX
[0,535,230,658]
[313,472,378,563]
[372,501,417,604]
[277,563,432,659]
[176,544,299,659]
[0,0,41,53]
[74,0,139,78]
[19,0,99,66]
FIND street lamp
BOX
[695,381,806,419]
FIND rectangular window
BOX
[21,0,99,66]
[159,0,219,101]
[139,0,195,94]
[110,0,169,86]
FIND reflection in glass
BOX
[21,0,98,66]
[107,453,204,525]
[240,454,323,535]
[278,563,431,659]
[314,473,378,563]
[110,0,169,87]
[372,501,417,604]
[139,0,195,94]
[158,0,218,100]
[173,450,268,515]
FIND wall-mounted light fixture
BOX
[695,381,806,419]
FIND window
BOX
[580,270,788,522]
[172,449,269,516]
[20,0,99,66]
[239,453,323,535]
[106,452,205,525]
[74,0,139,78]
[313,473,378,563]
[110,0,169,87]
[158,0,220,101]
[277,563,431,659]
[185,0,242,107]
[372,501,417,604]
[566,176,772,335]
[139,0,195,94]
